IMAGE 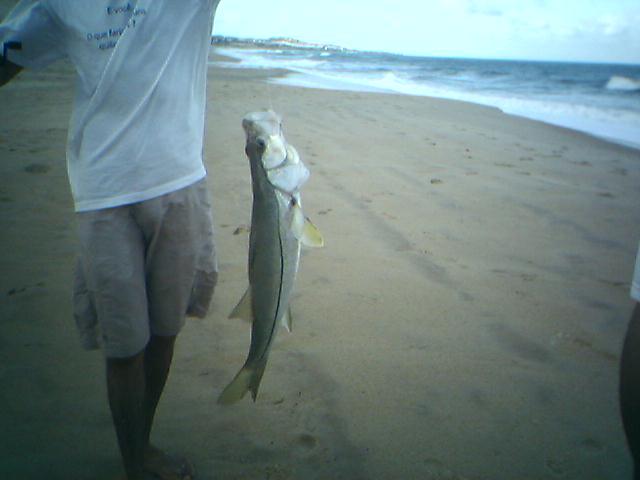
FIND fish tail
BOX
[217,361,268,405]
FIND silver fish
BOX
[218,110,323,405]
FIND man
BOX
[1,1,220,478]
[621,244,640,479]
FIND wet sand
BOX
[1,52,639,479]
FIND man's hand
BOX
[0,58,23,87]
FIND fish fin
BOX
[229,287,252,322]
[291,205,325,248]
[301,217,325,248]
[217,361,268,405]
[249,361,268,401]
[280,307,293,333]
[217,367,252,405]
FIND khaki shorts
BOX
[73,179,217,358]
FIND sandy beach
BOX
[1,48,639,479]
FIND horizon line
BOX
[211,34,640,67]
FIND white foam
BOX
[274,70,640,148]
[211,49,640,149]
[211,48,325,71]
[606,75,640,92]
[273,72,389,93]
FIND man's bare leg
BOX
[142,334,194,480]
[107,351,146,480]
[142,334,175,446]
[107,335,192,480]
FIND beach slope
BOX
[0,56,639,479]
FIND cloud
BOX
[597,15,631,36]
[466,1,504,16]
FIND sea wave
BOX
[273,70,640,147]
[211,48,326,71]
[606,75,640,91]
[211,47,640,148]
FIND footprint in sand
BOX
[311,276,331,286]
[598,278,626,288]
[488,322,551,364]
[7,281,46,296]
[24,163,50,174]
[7,287,28,296]
[546,457,567,477]
[571,160,592,167]
[263,464,293,480]
[611,167,628,176]
[295,433,317,450]
[579,437,605,455]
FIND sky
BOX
[214,0,640,64]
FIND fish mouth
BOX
[242,110,282,141]
[242,110,288,168]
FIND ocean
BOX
[211,44,640,149]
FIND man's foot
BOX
[143,445,195,480]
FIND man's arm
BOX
[0,58,22,87]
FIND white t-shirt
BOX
[632,243,640,302]
[1,0,219,211]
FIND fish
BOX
[218,110,323,405]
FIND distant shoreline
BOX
[210,35,640,67]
